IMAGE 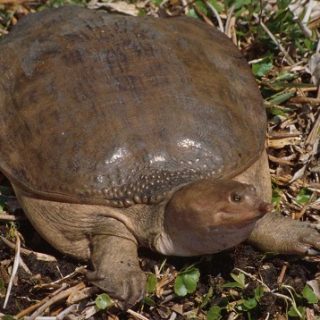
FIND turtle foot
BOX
[88,268,146,309]
[88,234,146,309]
[249,213,320,255]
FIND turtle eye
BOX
[230,192,242,202]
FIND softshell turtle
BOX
[0,6,319,308]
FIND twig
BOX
[127,309,149,320]
[227,312,237,320]
[16,284,68,319]
[28,282,85,320]
[20,256,32,275]
[36,266,87,290]
[161,293,175,304]
[305,111,320,153]
[268,154,294,166]
[281,285,303,318]
[0,0,33,3]
[0,236,57,262]
[0,213,22,221]
[205,1,224,32]
[225,4,235,37]
[260,20,295,65]
[194,4,214,27]
[234,268,271,292]
[293,0,314,39]
[316,38,320,53]
[181,0,188,15]
[277,262,288,284]
[67,286,99,304]
[302,0,314,33]
[168,312,177,320]
[81,304,99,319]
[56,304,79,320]
[233,273,304,320]
[3,233,21,309]
[290,96,320,105]
[24,317,57,320]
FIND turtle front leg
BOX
[249,213,320,255]
[87,234,146,309]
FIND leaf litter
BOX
[0,0,320,319]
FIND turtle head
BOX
[154,179,272,256]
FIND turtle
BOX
[0,6,319,308]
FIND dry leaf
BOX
[87,0,139,16]
[307,53,320,86]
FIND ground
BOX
[0,0,319,319]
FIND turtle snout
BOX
[258,201,273,216]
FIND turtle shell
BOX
[0,6,266,207]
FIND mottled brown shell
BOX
[0,6,266,207]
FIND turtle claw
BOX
[88,269,146,309]
[300,231,320,254]
[307,248,320,256]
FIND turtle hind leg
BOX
[87,234,146,309]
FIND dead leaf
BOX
[307,53,320,86]
[87,0,139,16]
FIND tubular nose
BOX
[258,202,273,215]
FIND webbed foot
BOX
[87,234,146,309]
[249,213,320,255]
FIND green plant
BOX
[174,266,200,297]
[95,293,114,310]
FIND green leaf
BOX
[0,278,6,295]
[207,305,222,320]
[267,91,295,105]
[201,286,214,308]
[187,8,199,19]
[275,71,296,81]
[254,286,264,302]
[252,60,273,77]
[208,0,224,13]
[269,106,289,117]
[2,316,15,320]
[288,305,305,318]
[143,296,156,306]
[242,297,257,311]
[195,0,208,15]
[183,269,200,292]
[272,188,282,208]
[223,281,243,289]
[223,272,246,289]
[277,0,291,10]
[95,293,113,310]
[138,8,147,16]
[174,267,200,297]
[146,273,157,293]
[174,275,188,296]
[151,0,162,5]
[302,285,319,304]
[230,273,245,289]
[234,0,252,10]
[296,188,312,205]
